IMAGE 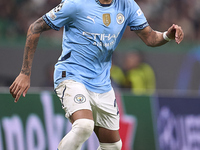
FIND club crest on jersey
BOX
[54,2,64,12]
[116,13,124,25]
[74,94,86,104]
[103,14,111,26]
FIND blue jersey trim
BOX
[59,52,71,61]
[42,15,60,31]
[130,22,149,31]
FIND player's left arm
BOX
[135,24,184,47]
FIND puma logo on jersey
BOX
[87,16,96,23]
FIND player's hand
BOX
[166,24,184,44]
[9,73,30,103]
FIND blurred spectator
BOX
[123,51,156,95]
[110,61,127,89]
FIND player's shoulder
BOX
[59,0,87,14]
[65,0,88,5]
[61,0,84,7]
[114,0,137,10]
[64,0,89,10]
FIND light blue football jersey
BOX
[43,0,149,93]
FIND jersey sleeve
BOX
[127,0,149,31]
[42,0,77,31]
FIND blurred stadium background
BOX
[0,0,200,150]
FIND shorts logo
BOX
[103,13,111,26]
[116,13,124,25]
[74,94,86,104]
[54,2,64,12]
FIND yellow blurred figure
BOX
[110,64,126,88]
[124,51,156,95]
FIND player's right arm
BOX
[9,17,51,103]
[10,0,77,103]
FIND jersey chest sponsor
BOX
[82,32,120,41]
[82,31,120,47]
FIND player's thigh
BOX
[55,80,93,122]
[91,88,120,131]
[70,109,93,124]
[94,126,120,143]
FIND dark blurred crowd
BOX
[0,0,199,40]
[0,0,60,38]
[137,0,200,40]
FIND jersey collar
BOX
[95,0,114,7]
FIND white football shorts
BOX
[55,80,120,130]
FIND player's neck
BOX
[98,0,112,4]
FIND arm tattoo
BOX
[148,28,158,46]
[28,17,51,37]
[146,27,161,46]
[21,18,51,76]
[148,27,153,34]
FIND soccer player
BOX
[9,0,184,149]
